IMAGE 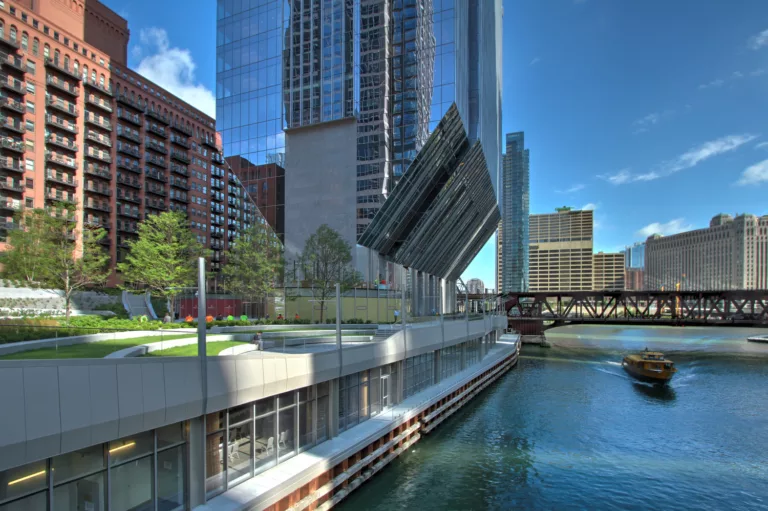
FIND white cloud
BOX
[698,78,725,90]
[134,28,215,117]
[529,57,541,66]
[755,142,768,150]
[581,203,597,211]
[736,159,768,185]
[599,134,757,185]
[750,68,766,77]
[732,71,744,79]
[662,133,758,174]
[556,183,585,194]
[748,28,768,50]
[632,110,674,134]
[636,219,693,239]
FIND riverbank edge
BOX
[198,337,521,511]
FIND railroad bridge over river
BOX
[464,290,768,335]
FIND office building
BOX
[0,0,260,282]
[644,213,768,290]
[625,268,644,291]
[216,0,504,291]
[226,158,284,242]
[529,208,594,291]
[593,252,625,290]
[623,241,645,269]
[497,131,530,293]
[466,278,485,294]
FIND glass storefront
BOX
[441,343,462,380]
[404,352,435,398]
[0,423,186,511]
[205,383,329,498]
[339,364,398,433]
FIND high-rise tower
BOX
[498,131,530,293]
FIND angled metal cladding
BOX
[358,103,500,279]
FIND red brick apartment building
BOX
[0,0,259,283]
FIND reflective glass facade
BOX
[0,423,186,511]
[500,131,530,293]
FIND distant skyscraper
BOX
[529,208,594,291]
[498,132,530,293]
[466,278,486,294]
[593,252,625,290]
[624,241,645,269]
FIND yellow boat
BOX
[622,349,677,385]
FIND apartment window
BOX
[32,38,38,55]
[44,25,49,35]
[25,139,34,151]
[54,31,59,41]
[25,178,33,189]
[26,82,35,94]
[33,20,38,29]
[25,120,34,132]
[25,100,34,113]
[25,198,33,208]
[25,159,34,171]
[25,59,35,74]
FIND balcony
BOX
[146,186,167,198]
[46,134,78,152]
[85,182,112,197]
[118,223,138,234]
[44,58,82,81]
[211,217,223,226]
[83,112,112,131]
[145,168,168,182]
[170,179,189,190]
[0,180,23,193]
[46,97,78,117]
[170,164,188,176]
[1,199,22,212]
[145,154,167,167]
[2,77,25,94]
[46,190,77,205]
[211,180,223,190]
[210,231,223,239]
[45,114,77,133]
[170,136,190,149]
[84,79,113,97]
[1,158,23,173]
[170,150,190,164]
[117,160,141,174]
[117,111,141,128]
[2,52,24,71]
[46,76,80,97]
[0,34,20,50]
[117,143,140,158]
[86,130,112,148]
[146,124,167,138]
[85,147,112,163]
[117,174,141,188]
[210,192,223,202]
[201,137,219,149]
[86,94,113,113]
[117,128,141,143]
[117,94,142,110]
[170,122,193,136]
[117,206,140,219]
[3,116,25,134]
[1,138,24,153]
[0,96,24,114]
[85,201,111,213]
[84,162,112,180]
[85,219,111,230]
[145,198,167,211]
[146,139,168,155]
[227,209,238,219]
[46,171,78,188]
[45,152,77,169]
[170,194,189,203]
[145,109,170,125]
[118,192,141,204]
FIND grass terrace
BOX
[0,334,196,360]
[143,341,248,357]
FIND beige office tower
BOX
[529,208,594,291]
[644,213,768,290]
[593,252,626,290]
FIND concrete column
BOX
[188,417,206,508]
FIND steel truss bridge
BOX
[490,291,768,328]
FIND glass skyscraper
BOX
[499,131,530,293]
[217,0,502,284]
[624,241,646,269]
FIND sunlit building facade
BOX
[529,209,594,291]
[498,131,529,293]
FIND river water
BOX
[338,325,768,511]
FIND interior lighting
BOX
[108,441,136,454]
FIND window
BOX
[25,178,32,188]
[25,197,33,208]
[25,101,34,113]
[21,31,27,50]
[32,38,39,55]
[25,159,34,171]
[25,59,35,74]
[25,120,34,132]
[26,82,35,95]
[43,44,50,59]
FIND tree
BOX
[299,224,361,322]
[117,211,209,315]
[221,220,283,317]
[1,206,111,321]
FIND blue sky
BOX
[107,0,768,290]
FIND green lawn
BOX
[0,334,196,360]
[144,341,248,357]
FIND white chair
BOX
[278,431,287,450]
[266,436,274,455]
[227,441,240,462]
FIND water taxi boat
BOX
[622,349,677,385]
